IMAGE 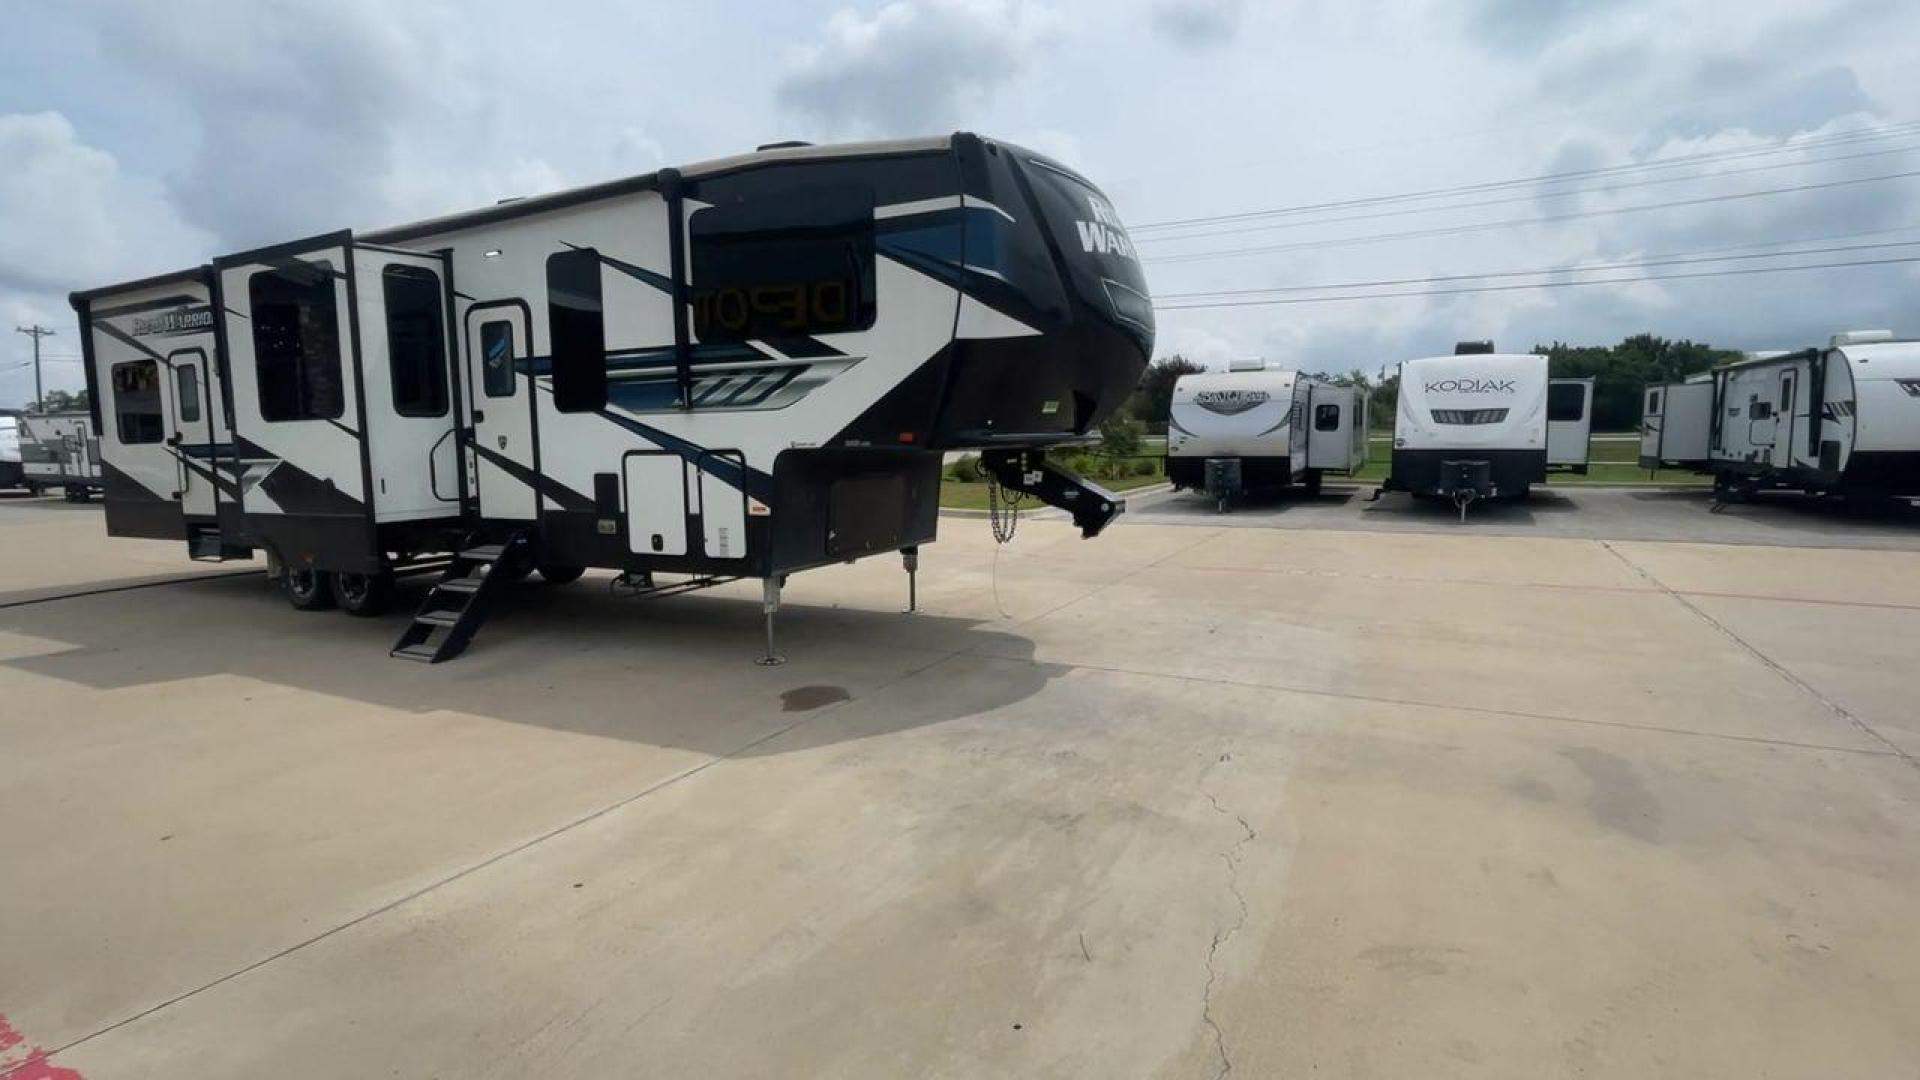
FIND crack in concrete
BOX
[1200,788,1256,1080]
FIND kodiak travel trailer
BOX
[1165,361,1368,510]
[71,134,1153,662]
[1378,343,1576,516]
[18,411,103,500]
[1639,331,1920,499]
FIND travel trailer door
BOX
[165,348,219,518]
[464,302,536,521]
[1772,369,1799,470]
[353,247,461,523]
[1306,386,1354,470]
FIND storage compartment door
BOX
[624,452,687,556]
[699,451,747,561]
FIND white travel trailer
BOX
[1379,343,1552,513]
[1639,331,1920,498]
[1165,362,1368,509]
[72,134,1153,662]
[0,415,20,491]
[18,411,103,500]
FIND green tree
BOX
[1128,354,1205,422]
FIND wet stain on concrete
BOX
[1561,747,1662,843]
[781,685,851,712]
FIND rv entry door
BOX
[1773,370,1798,469]
[464,302,536,521]
[166,348,219,519]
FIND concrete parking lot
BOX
[2,493,1918,1078]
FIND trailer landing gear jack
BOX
[757,576,787,666]
[902,546,919,613]
[980,449,1125,538]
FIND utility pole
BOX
[14,324,55,412]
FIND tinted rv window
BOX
[690,184,876,343]
[174,362,201,423]
[480,320,516,398]
[1315,403,1340,431]
[548,248,606,413]
[111,359,164,444]
[382,265,448,417]
[1548,382,1586,422]
[1646,389,1661,415]
[250,266,345,421]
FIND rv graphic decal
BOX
[1425,378,1517,394]
[1194,389,1271,416]
[1074,195,1138,261]
[131,306,215,336]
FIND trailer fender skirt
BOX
[980,448,1125,538]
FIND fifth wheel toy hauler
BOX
[1165,362,1368,509]
[1639,331,1920,498]
[71,133,1153,662]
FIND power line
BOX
[1138,142,1920,246]
[1153,254,1920,311]
[1146,168,1920,265]
[1156,239,1920,300]
[1131,120,1920,232]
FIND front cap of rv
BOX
[1396,354,1547,449]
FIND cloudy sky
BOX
[3,0,1918,405]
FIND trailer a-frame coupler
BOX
[980,448,1125,538]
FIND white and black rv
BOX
[72,134,1153,661]
[1378,342,1550,512]
[18,411,103,500]
[0,414,21,491]
[1640,331,1920,499]
[1165,362,1368,509]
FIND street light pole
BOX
[14,324,56,412]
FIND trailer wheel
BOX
[284,568,337,611]
[536,563,585,585]
[331,570,394,616]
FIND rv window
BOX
[690,184,876,344]
[1548,382,1586,422]
[1646,389,1661,415]
[382,265,449,418]
[548,248,606,413]
[480,320,517,398]
[250,265,345,422]
[111,359,164,444]
[174,362,201,423]
[1315,403,1340,431]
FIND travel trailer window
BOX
[250,267,345,422]
[1548,382,1586,422]
[547,248,606,413]
[480,320,516,398]
[111,359,163,444]
[174,362,201,423]
[1646,389,1661,415]
[1315,403,1340,431]
[689,184,876,344]
[382,265,449,417]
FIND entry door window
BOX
[174,362,202,423]
[481,320,517,397]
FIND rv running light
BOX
[1898,379,1920,397]
[483,249,504,259]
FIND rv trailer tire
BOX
[536,563,585,585]
[284,568,337,611]
[331,570,394,616]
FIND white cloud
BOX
[776,0,1061,137]
[1150,0,1246,50]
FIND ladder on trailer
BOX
[389,532,531,663]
